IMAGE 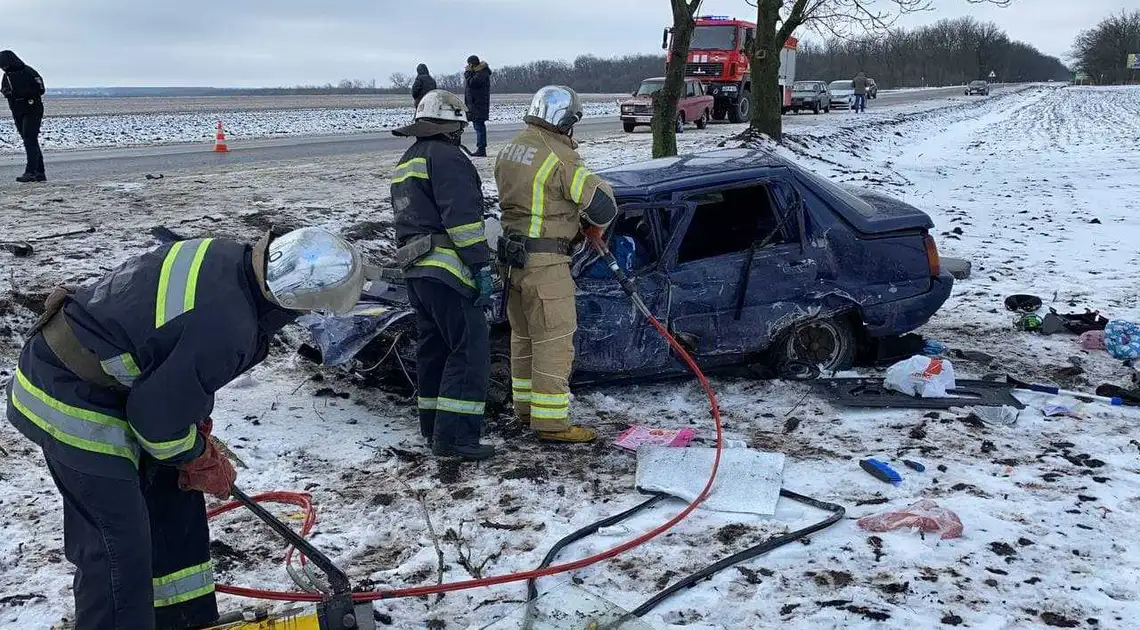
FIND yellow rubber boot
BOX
[537,425,597,443]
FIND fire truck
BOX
[663,15,798,123]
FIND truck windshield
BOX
[690,25,737,50]
[636,80,665,96]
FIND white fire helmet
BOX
[265,227,364,315]
[415,89,468,123]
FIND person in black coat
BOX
[0,50,46,182]
[464,55,492,157]
[411,64,437,107]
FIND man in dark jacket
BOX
[852,71,868,113]
[0,50,46,182]
[391,89,495,460]
[411,64,437,107]
[5,227,365,630]
[464,55,492,157]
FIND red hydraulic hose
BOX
[208,238,725,603]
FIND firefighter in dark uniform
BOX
[391,89,496,461]
[494,86,617,443]
[4,227,365,630]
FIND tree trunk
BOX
[652,2,697,158]
[749,0,783,140]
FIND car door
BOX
[571,203,678,381]
[682,81,697,120]
[665,178,819,360]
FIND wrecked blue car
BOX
[302,148,953,395]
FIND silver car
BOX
[829,80,855,109]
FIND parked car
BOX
[828,80,856,109]
[787,81,831,114]
[966,80,989,96]
[303,149,953,398]
[621,78,714,133]
[866,78,879,99]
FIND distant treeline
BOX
[797,18,1070,87]
[1071,10,1140,84]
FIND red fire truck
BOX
[663,15,798,123]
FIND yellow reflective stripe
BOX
[511,378,532,390]
[155,239,214,328]
[100,352,141,388]
[413,247,476,289]
[528,153,560,238]
[9,368,139,465]
[531,392,570,406]
[570,167,592,205]
[418,397,438,410]
[531,406,570,420]
[512,378,533,402]
[446,220,487,248]
[134,425,197,461]
[153,561,214,608]
[393,157,429,184]
[435,397,486,416]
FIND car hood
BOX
[621,96,653,106]
[792,90,818,96]
[841,186,935,233]
[831,89,854,97]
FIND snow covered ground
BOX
[2,84,1140,630]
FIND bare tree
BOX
[653,0,704,158]
[745,0,1016,140]
[389,72,413,90]
[1071,10,1140,85]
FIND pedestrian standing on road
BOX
[1,50,46,182]
[852,71,868,113]
[411,63,437,107]
[464,55,492,157]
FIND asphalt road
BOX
[0,86,969,184]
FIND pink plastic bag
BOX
[614,425,696,451]
[857,498,964,539]
[1080,330,1107,350]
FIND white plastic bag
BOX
[884,356,957,398]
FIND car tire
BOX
[812,102,820,114]
[695,109,709,129]
[728,95,749,123]
[623,122,636,133]
[777,316,858,372]
[676,112,685,133]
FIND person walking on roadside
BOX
[464,55,492,157]
[494,85,617,444]
[411,63,437,107]
[852,71,868,113]
[1,50,46,182]
[391,89,496,460]
[5,227,366,629]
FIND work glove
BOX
[178,438,237,500]
[583,225,606,247]
[197,417,213,436]
[474,266,494,308]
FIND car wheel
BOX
[695,109,709,129]
[623,122,636,133]
[676,112,685,133]
[728,95,750,123]
[779,316,857,372]
[812,102,820,114]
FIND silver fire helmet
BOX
[525,85,583,134]
[265,228,364,315]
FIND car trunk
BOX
[843,188,935,234]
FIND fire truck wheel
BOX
[728,95,750,123]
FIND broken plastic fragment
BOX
[857,498,964,539]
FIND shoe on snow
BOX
[537,426,597,443]
[16,173,37,183]
[432,442,496,460]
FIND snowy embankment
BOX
[2,85,1140,630]
[0,98,621,154]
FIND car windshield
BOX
[635,80,665,96]
[829,80,853,90]
[690,25,737,50]
[970,81,986,87]
[793,82,817,91]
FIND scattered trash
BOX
[1105,320,1140,360]
[857,499,964,539]
[1005,375,1123,406]
[860,459,902,486]
[1042,396,1085,419]
[941,257,972,280]
[635,447,785,516]
[1004,294,1042,313]
[614,425,696,451]
[884,356,957,398]
[903,460,926,472]
[1081,330,1107,350]
[960,404,1019,427]
[144,173,165,180]
[922,340,947,356]
[1095,384,1140,407]
[813,378,1025,410]
[0,241,33,257]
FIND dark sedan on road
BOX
[303,149,953,396]
[966,80,990,96]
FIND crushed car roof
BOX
[597,148,790,197]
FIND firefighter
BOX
[391,89,496,461]
[493,85,617,443]
[4,227,366,630]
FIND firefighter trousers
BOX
[407,277,490,448]
[506,260,576,432]
[45,454,217,630]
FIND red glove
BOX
[178,438,237,499]
[583,225,606,246]
[197,417,213,436]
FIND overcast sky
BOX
[0,0,1131,87]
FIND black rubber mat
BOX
[812,378,1026,409]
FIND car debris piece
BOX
[941,257,971,280]
[614,425,696,451]
[857,499,964,539]
[813,378,1026,410]
[860,459,902,486]
[0,241,33,257]
[636,447,785,516]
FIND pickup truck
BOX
[621,77,714,133]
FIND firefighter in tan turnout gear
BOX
[494,85,617,443]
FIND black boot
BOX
[34,173,46,182]
[432,442,496,460]
[16,173,36,183]
[471,149,487,157]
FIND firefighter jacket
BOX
[392,136,489,297]
[494,123,616,264]
[5,238,298,480]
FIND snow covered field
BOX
[2,84,1140,629]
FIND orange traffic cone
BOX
[214,121,230,152]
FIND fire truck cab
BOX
[663,15,797,123]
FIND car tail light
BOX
[923,233,942,277]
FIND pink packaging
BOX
[614,425,696,451]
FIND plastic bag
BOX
[884,356,957,398]
[857,498,964,539]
